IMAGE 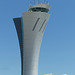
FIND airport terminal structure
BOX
[13,2,50,75]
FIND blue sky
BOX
[0,0,75,75]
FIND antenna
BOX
[34,0,35,4]
[38,0,39,4]
[44,0,49,4]
[29,0,32,6]
[29,0,35,6]
[44,0,45,3]
[45,0,48,4]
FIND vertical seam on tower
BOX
[39,19,46,32]
[32,18,40,31]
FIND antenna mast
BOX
[34,0,35,4]
[44,0,45,3]
[38,0,39,4]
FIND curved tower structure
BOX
[13,4,50,75]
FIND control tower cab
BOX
[29,4,50,12]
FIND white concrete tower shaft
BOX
[13,4,50,75]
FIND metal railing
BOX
[29,0,50,6]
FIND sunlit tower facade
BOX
[13,1,50,75]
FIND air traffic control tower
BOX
[13,2,50,75]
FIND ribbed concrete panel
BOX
[13,18,23,75]
[22,12,50,75]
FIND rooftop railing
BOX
[29,0,50,6]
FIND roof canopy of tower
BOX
[29,4,50,13]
